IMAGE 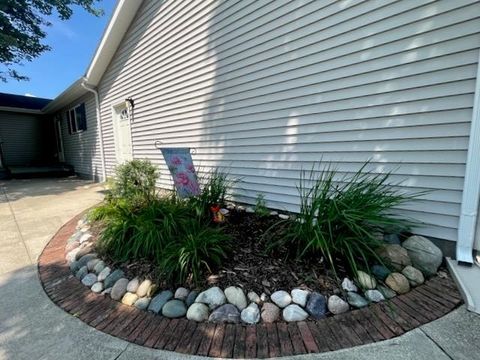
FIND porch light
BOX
[125,97,135,110]
[125,97,135,121]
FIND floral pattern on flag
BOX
[161,148,200,198]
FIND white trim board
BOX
[456,50,480,264]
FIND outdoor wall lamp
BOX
[125,97,135,121]
[125,97,135,110]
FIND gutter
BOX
[41,78,85,114]
[457,52,480,264]
[0,106,43,115]
[81,79,107,182]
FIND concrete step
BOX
[9,164,74,179]
[0,168,10,180]
[447,257,480,314]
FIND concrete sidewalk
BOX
[0,178,479,360]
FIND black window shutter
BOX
[76,103,87,131]
[66,111,72,134]
[70,109,77,133]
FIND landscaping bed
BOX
[101,209,340,295]
[67,210,448,324]
[64,159,450,325]
[40,214,463,358]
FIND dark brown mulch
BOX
[94,210,343,295]
[209,210,341,295]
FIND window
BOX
[119,107,129,121]
[67,103,87,134]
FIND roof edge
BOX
[0,106,43,115]
[43,0,143,113]
[41,78,86,113]
[85,0,144,86]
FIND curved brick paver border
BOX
[38,213,463,358]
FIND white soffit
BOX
[41,79,85,113]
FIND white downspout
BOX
[81,79,107,182]
[457,52,480,265]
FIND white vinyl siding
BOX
[59,93,102,179]
[96,0,480,242]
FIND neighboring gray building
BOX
[0,93,56,168]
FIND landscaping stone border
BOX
[38,213,463,358]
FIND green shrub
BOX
[159,222,231,284]
[108,159,158,205]
[265,162,420,277]
[255,193,270,217]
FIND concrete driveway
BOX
[0,178,479,360]
[0,178,105,275]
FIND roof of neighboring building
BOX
[0,92,52,111]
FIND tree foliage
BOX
[0,0,103,82]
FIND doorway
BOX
[112,103,133,164]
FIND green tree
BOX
[0,0,103,82]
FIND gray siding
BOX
[59,93,102,179]
[96,0,480,242]
[0,111,46,166]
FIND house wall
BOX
[0,110,53,166]
[94,0,480,243]
[58,93,102,180]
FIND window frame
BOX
[66,103,87,134]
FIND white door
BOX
[113,104,133,163]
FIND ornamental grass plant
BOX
[94,196,192,261]
[94,195,232,285]
[159,222,231,284]
[265,162,421,278]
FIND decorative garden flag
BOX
[160,148,200,198]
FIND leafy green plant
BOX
[94,193,231,285]
[265,162,420,278]
[88,198,126,222]
[188,168,237,219]
[159,222,231,284]
[95,196,191,261]
[255,193,270,217]
[108,159,158,206]
[88,195,142,223]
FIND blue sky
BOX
[1,1,117,99]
